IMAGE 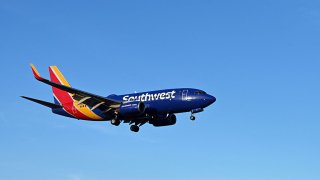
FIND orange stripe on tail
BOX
[30,64,43,80]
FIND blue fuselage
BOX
[108,88,215,118]
[53,88,216,120]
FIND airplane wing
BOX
[30,64,122,112]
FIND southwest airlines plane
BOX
[22,64,216,132]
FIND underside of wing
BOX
[72,94,119,112]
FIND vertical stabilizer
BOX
[49,66,74,105]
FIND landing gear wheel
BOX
[111,119,121,126]
[130,125,139,132]
[190,115,196,121]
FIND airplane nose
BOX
[207,95,216,105]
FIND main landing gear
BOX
[111,115,142,132]
[190,114,196,120]
[111,117,121,126]
[111,119,120,126]
[129,118,148,133]
[130,125,140,132]
[110,119,140,132]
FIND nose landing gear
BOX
[190,108,203,121]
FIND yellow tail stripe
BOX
[73,101,103,120]
[51,65,102,120]
[30,64,41,77]
[50,66,71,87]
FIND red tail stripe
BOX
[49,67,91,120]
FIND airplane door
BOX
[182,90,188,101]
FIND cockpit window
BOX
[195,91,206,95]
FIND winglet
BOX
[30,64,43,80]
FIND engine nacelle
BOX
[119,102,145,116]
[150,114,176,127]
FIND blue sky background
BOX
[1,0,320,179]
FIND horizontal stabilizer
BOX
[21,96,62,109]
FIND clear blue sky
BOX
[1,0,319,179]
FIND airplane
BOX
[21,64,216,132]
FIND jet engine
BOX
[149,114,176,127]
[119,102,145,116]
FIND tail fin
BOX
[49,66,74,105]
